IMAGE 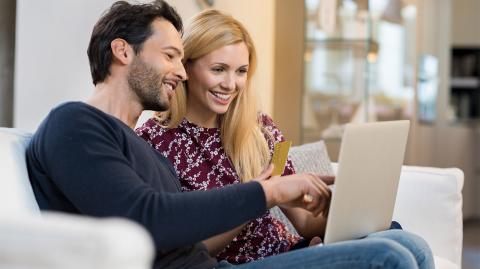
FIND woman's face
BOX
[186,42,249,116]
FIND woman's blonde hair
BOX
[156,9,271,182]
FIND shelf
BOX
[306,38,376,43]
[449,118,480,127]
[451,77,480,89]
[305,38,378,50]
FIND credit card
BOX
[271,141,292,176]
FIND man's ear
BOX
[110,38,133,65]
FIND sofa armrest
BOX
[0,213,155,269]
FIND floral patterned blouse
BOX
[135,114,301,264]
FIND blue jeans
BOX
[215,230,434,269]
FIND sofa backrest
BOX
[0,128,40,216]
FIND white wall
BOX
[14,0,200,132]
[15,1,109,131]
[14,0,275,132]
[214,0,275,117]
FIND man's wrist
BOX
[259,180,276,209]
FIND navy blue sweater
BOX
[26,102,267,269]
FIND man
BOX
[26,1,432,269]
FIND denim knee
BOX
[366,238,418,269]
[368,230,434,269]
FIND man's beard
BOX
[127,57,169,111]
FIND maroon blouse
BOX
[136,114,301,264]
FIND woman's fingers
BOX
[302,173,331,215]
[309,236,323,246]
[317,175,335,185]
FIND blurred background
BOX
[0,0,479,267]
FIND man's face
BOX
[127,19,186,111]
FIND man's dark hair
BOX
[87,0,182,85]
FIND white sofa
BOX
[0,128,154,269]
[0,127,463,268]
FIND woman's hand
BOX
[309,236,323,246]
[318,175,335,186]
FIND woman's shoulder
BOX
[258,112,283,133]
[258,112,276,127]
[135,117,181,143]
[257,112,287,144]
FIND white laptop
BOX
[323,120,410,244]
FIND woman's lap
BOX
[216,230,433,269]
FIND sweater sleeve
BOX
[37,105,267,249]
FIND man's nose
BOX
[174,61,187,81]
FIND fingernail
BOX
[303,194,313,203]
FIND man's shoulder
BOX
[46,102,113,127]
[49,101,97,118]
[33,101,120,145]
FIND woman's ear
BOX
[110,38,133,65]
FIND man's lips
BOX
[163,80,178,91]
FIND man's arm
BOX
[37,105,266,250]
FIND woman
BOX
[136,9,433,268]
[136,9,326,264]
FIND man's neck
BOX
[86,79,143,129]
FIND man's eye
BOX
[166,53,174,59]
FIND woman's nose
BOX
[220,73,236,91]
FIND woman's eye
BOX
[238,69,248,75]
[211,67,224,73]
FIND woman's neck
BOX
[185,101,219,128]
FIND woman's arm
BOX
[260,114,331,239]
[281,207,327,239]
[281,175,333,238]
[202,224,246,256]
[201,165,275,256]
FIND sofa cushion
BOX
[289,140,334,176]
[330,163,463,267]
[0,128,39,216]
[392,166,464,267]
[434,256,460,269]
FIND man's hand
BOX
[259,173,331,217]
